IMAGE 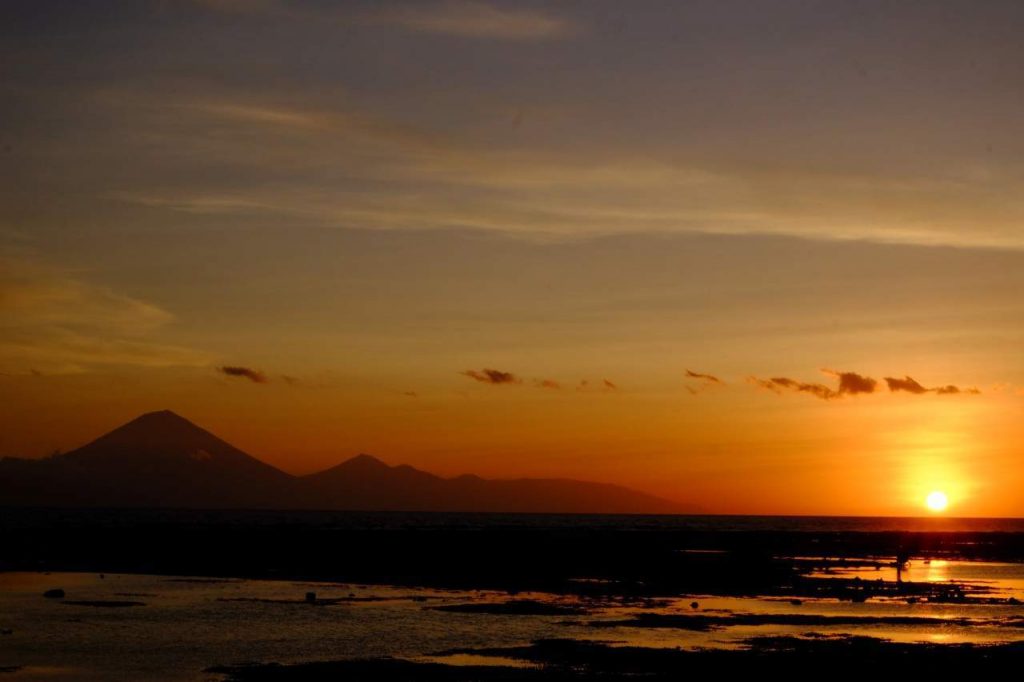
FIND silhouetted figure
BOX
[305,592,316,604]
[895,548,910,586]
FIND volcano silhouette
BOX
[0,410,693,513]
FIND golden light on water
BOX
[926,490,949,512]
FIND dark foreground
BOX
[211,637,1024,680]
[4,508,1024,598]
[4,509,1024,679]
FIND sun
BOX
[925,490,949,513]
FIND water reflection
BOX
[807,558,1024,599]
[2,566,1024,680]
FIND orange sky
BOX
[2,1,1024,516]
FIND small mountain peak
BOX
[348,453,386,465]
[338,453,389,470]
[67,409,221,462]
[131,410,190,426]
[109,410,207,439]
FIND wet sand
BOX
[4,510,1024,679]
[211,637,1024,679]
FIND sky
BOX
[2,0,1024,516]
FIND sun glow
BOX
[925,490,949,513]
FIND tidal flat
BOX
[3,511,1024,679]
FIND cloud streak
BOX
[377,1,574,40]
[685,368,724,394]
[750,370,877,400]
[751,369,981,400]
[685,369,723,384]
[218,365,268,384]
[461,368,521,385]
[885,376,980,396]
[751,376,837,400]
[0,256,210,374]
[826,370,878,396]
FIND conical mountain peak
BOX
[61,411,282,480]
[2,412,692,512]
[337,453,390,471]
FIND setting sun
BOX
[926,491,949,513]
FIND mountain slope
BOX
[300,455,689,513]
[0,411,693,513]
[0,410,293,508]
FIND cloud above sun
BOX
[885,376,981,396]
[750,370,980,400]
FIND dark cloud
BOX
[753,371,981,399]
[685,368,724,395]
[886,376,981,396]
[828,370,878,396]
[575,378,618,392]
[685,369,723,384]
[461,368,521,385]
[402,391,419,398]
[884,375,929,394]
[535,379,561,390]
[751,369,878,400]
[218,365,268,384]
[770,377,836,400]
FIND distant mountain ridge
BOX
[0,410,693,514]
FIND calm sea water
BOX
[4,509,1024,533]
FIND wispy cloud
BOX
[751,376,837,400]
[751,369,981,400]
[186,0,576,41]
[376,1,574,40]
[218,365,268,384]
[104,84,1024,251]
[575,378,619,393]
[0,256,210,374]
[462,370,619,391]
[883,375,929,395]
[885,375,980,396]
[685,369,723,384]
[685,368,724,394]
[825,370,878,396]
[461,368,521,385]
[186,0,281,15]
[750,370,877,401]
